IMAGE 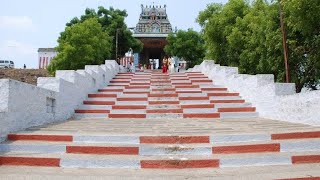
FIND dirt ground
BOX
[0,69,50,85]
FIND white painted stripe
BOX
[60,158,140,168]
[175,88,201,91]
[214,103,251,108]
[0,144,66,153]
[179,93,207,97]
[281,140,320,152]
[183,108,217,113]
[179,100,211,105]
[87,98,116,101]
[148,105,181,109]
[123,89,150,92]
[74,113,107,120]
[220,112,259,119]
[73,136,139,144]
[116,101,148,105]
[101,86,124,89]
[147,114,183,119]
[111,110,146,114]
[98,92,123,95]
[78,105,112,110]
[148,97,179,101]
[220,155,292,168]
[210,134,270,144]
[139,146,212,156]
[210,97,242,100]
[120,94,148,98]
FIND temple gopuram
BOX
[133,4,173,69]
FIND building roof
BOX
[38,48,56,52]
[133,33,169,38]
[134,4,173,34]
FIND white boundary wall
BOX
[189,60,320,126]
[0,60,119,142]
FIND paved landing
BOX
[22,117,320,135]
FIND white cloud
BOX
[3,40,37,55]
[0,16,36,31]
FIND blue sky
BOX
[0,0,227,68]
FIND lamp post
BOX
[115,28,120,62]
[279,0,290,83]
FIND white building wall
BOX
[0,60,119,142]
[38,51,58,69]
[189,60,320,126]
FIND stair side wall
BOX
[191,60,320,126]
[0,60,119,142]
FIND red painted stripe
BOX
[213,143,280,154]
[83,101,115,105]
[125,86,150,89]
[151,81,171,83]
[152,88,175,91]
[8,134,73,142]
[141,159,219,169]
[149,101,180,105]
[118,73,134,75]
[130,83,150,85]
[147,109,183,113]
[177,91,202,93]
[117,98,148,101]
[292,155,320,164]
[272,131,320,140]
[113,77,133,80]
[149,94,178,97]
[110,80,130,83]
[188,76,207,79]
[183,113,220,118]
[211,100,245,103]
[208,93,240,96]
[66,146,139,155]
[98,89,123,92]
[109,114,146,118]
[170,78,189,81]
[218,107,256,112]
[201,88,227,91]
[172,83,193,85]
[88,94,117,98]
[75,110,110,114]
[191,80,212,83]
[179,97,209,100]
[175,85,199,88]
[123,92,150,94]
[277,177,320,180]
[108,84,128,87]
[112,105,146,109]
[0,157,60,167]
[140,136,210,144]
[181,104,215,108]
[131,79,149,81]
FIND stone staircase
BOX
[1,71,320,179]
[74,71,258,119]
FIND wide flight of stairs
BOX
[1,71,320,179]
[74,71,258,119]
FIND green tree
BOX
[198,0,320,92]
[164,29,205,68]
[65,6,143,59]
[48,18,111,73]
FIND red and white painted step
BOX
[74,72,258,119]
[1,131,320,169]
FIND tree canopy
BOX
[65,6,143,59]
[164,29,205,68]
[48,18,111,73]
[198,0,320,92]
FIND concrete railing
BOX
[189,60,320,126]
[0,60,119,142]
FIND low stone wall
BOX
[189,60,320,126]
[0,60,119,142]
